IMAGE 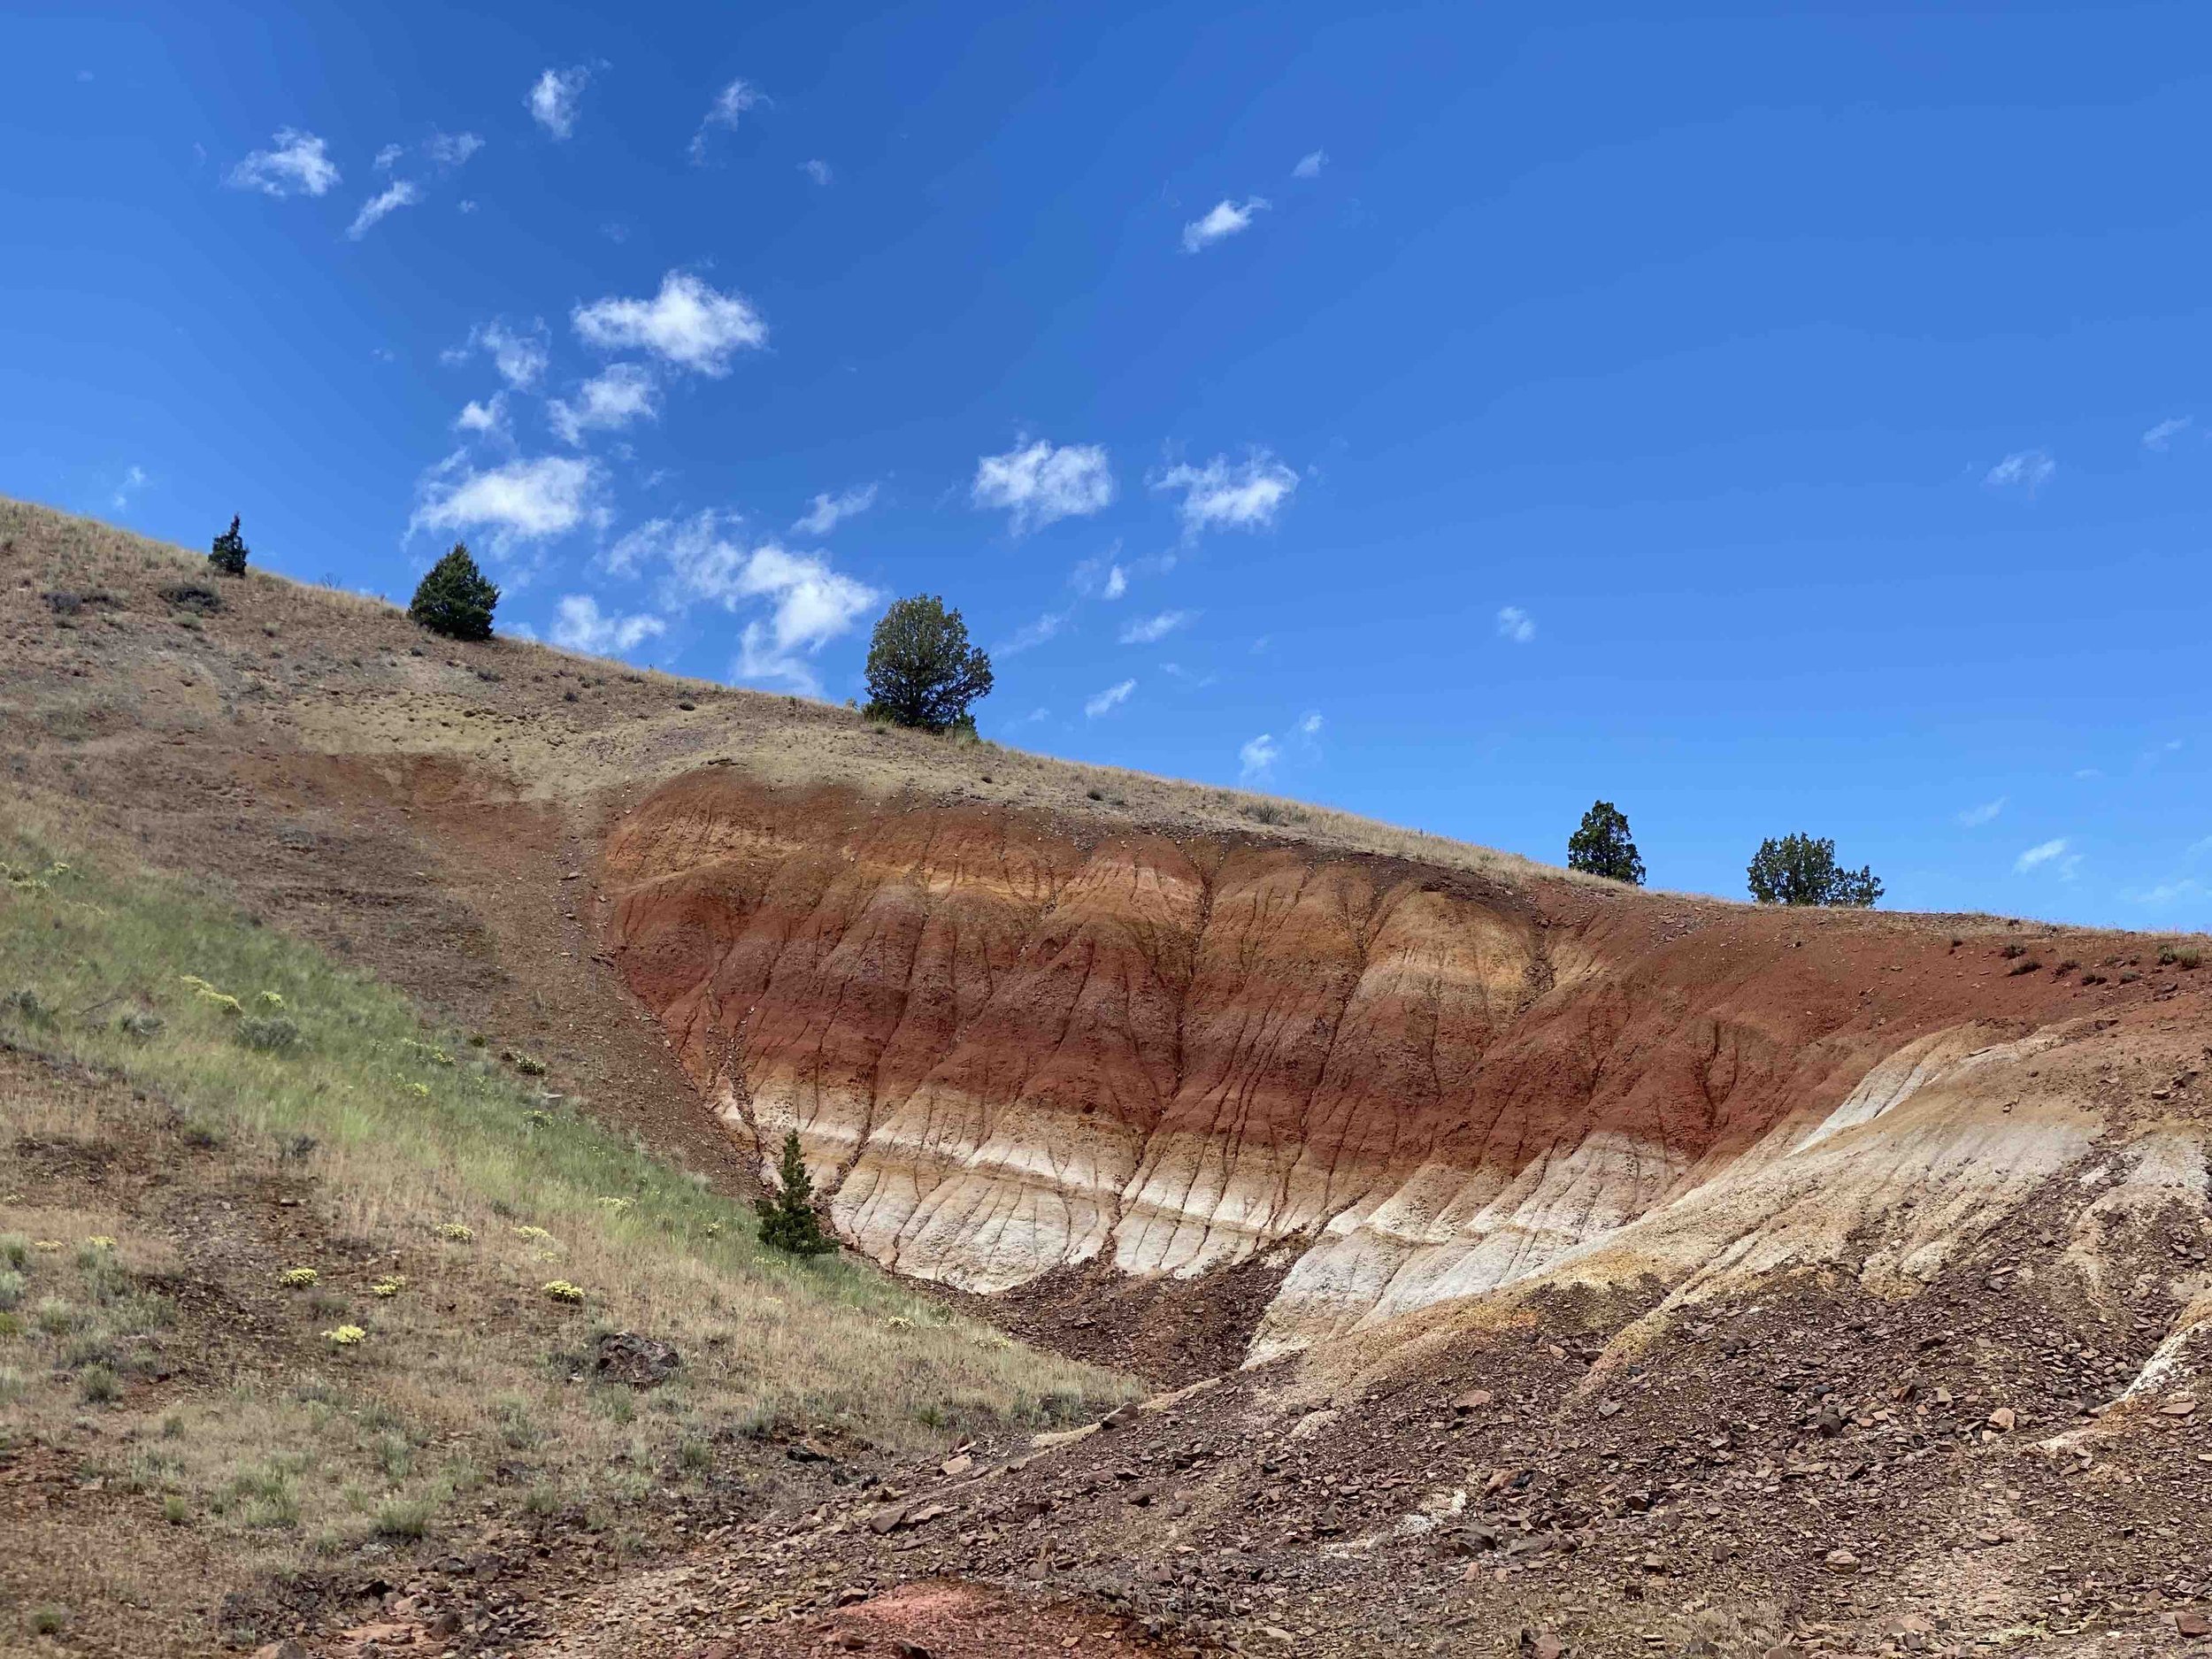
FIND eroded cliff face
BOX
[606,772,2212,1358]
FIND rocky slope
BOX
[605,770,2212,1372]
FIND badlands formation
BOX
[608,771,2212,1371]
[8,500,2212,1655]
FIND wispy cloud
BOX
[550,594,666,657]
[346,179,420,240]
[424,131,483,169]
[1239,733,1279,782]
[799,158,833,186]
[1119,610,1193,645]
[1085,678,1136,718]
[1297,710,1323,738]
[549,363,658,446]
[2121,876,2207,906]
[972,439,1115,533]
[995,609,1070,657]
[2013,836,2078,878]
[1292,150,1326,180]
[604,510,877,695]
[1984,449,2055,496]
[1181,196,1267,253]
[573,272,766,375]
[410,453,601,552]
[1495,605,1535,644]
[792,483,877,537]
[691,77,767,163]
[2142,416,2192,451]
[444,317,550,390]
[227,129,340,198]
[1151,451,1297,536]
[527,66,590,139]
[1957,796,2006,828]
[111,465,148,511]
[454,394,507,436]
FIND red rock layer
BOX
[604,773,2154,1348]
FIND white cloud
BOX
[1239,733,1279,782]
[1103,564,1127,599]
[605,511,877,694]
[572,271,766,375]
[1293,150,1326,179]
[373,143,403,173]
[1984,449,2055,495]
[1152,451,1298,536]
[1297,710,1323,738]
[1956,796,2006,828]
[1085,678,1136,718]
[444,317,550,390]
[1495,605,1535,644]
[111,465,148,510]
[2123,876,2208,906]
[690,77,766,163]
[793,482,878,536]
[227,129,340,198]
[1119,610,1192,645]
[2188,834,2212,861]
[800,158,833,185]
[550,594,666,657]
[410,453,600,548]
[425,131,483,169]
[1181,196,1268,253]
[2142,416,2192,451]
[527,66,590,139]
[549,363,659,446]
[995,609,1069,657]
[347,179,420,240]
[2013,837,2074,876]
[455,393,508,435]
[972,439,1115,533]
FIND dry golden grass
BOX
[0,493,1601,894]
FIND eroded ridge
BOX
[608,772,2211,1356]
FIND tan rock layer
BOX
[607,773,2201,1350]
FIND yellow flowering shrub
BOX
[370,1276,405,1297]
[277,1267,318,1287]
[540,1280,585,1304]
[437,1223,473,1241]
[323,1325,366,1346]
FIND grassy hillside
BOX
[0,821,1127,1651]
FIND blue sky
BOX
[6,3,2209,930]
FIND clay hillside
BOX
[4,495,2210,1659]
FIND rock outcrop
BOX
[607,772,2211,1359]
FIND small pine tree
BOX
[409,542,500,641]
[1747,833,1883,908]
[1566,800,1646,885]
[757,1131,836,1256]
[209,516,250,578]
[863,595,994,733]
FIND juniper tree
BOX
[757,1130,836,1256]
[1566,800,1646,885]
[409,542,500,642]
[863,595,994,733]
[1746,833,1883,908]
[209,516,250,578]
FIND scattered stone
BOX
[1597,1398,1622,1418]
[941,1452,974,1478]
[2160,1398,2199,1417]
[1824,1548,1861,1574]
[1986,1406,2017,1432]
[1452,1388,1494,1414]
[591,1331,680,1387]
[1100,1402,1140,1430]
[2177,1610,2210,1638]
